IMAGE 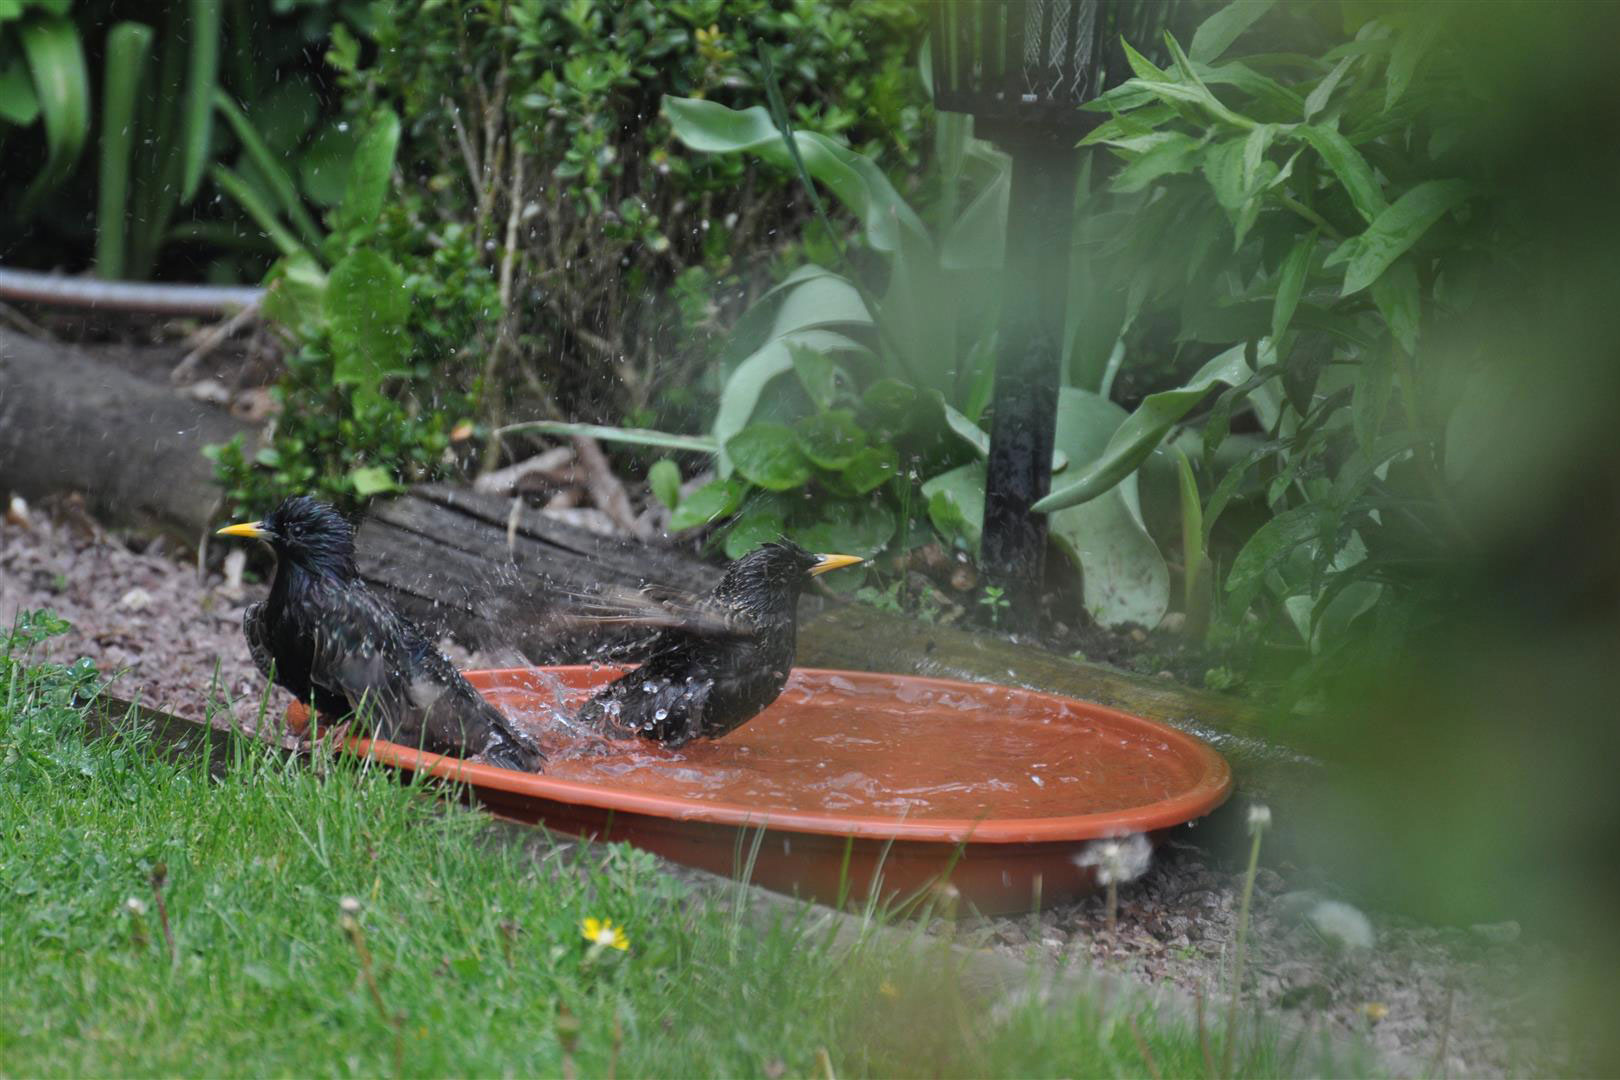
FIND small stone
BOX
[1129,628,1148,643]
[949,564,977,592]
[1307,899,1374,950]
[1159,611,1187,634]
[119,587,153,611]
[5,494,31,529]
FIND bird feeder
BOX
[928,0,1172,626]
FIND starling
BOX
[217,496,544,771]
[574,541,861,747]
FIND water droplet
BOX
[654,708,668,721]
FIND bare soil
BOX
[0,500,1564,1076]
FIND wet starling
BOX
[574,541,861,747]
[217,496,544,771]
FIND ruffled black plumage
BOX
[574,541,858,747]
[222,496,544,771]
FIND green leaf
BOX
[1302,55,1354,121]
[326,249,409,394]
[922,463,982,554]
[16,15,89,218]
[1047,389,1170,628]
[1189,0,1277,63]
[1297,125,1386,223]
[727,424,812,491]
[1352,346,1393,454]
[0,56,41,125]
[713,329,871,474]
[1271,229,1318,343]
[1033,344,1254,513]
[260,250,327,338]
[214,89,323,248]
[339,109,401,232]
[1386,17,1442,110]
[1370,258,1421,353]
[298,121,359,207]
[210,164,304,257]
[769,273,870,336]
[1341,179,1469,296]
[792,500,896,559]
[95,23,152,279]
[179,0,220,202]
[940,146,1009,269]
[349,465,400,497]
[1202,137,1248,210]
[1110,132,1201,193]
[795,410,866,471]
[840,445,899,495]
[647,459,682,510]
[1225,505,1319,605]
[789,343,839,410]
[723,509,785,559]
[493,421,717,455]
[669,476,748,531]
[663,96,927,255]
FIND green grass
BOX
[0,610,1368,1077]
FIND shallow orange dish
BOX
[308,666,1231,914]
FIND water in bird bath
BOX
[479,667,1205,822]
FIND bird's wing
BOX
[302,584,407,720]
[242,601,276,681]
[558,582,756,639]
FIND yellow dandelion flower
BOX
[581,916,629,951]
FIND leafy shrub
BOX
[1037,2,1492,652]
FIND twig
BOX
[1127,1015,1165,1080]
[170,300,260,383]
[815,1046,837,1080]
[572,435,651,539]
[150,862,176,967]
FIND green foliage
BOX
[1036,2,1493,650]
[1,1,366,281]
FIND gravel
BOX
[1,499,1566,1075]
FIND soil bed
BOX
[0,502,1563,1075]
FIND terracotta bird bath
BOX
[298,666,1230,915]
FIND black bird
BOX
[217,496,544,771]
[573,541,861,747]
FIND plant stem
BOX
[1223,826,1265,1077]
[1275,193,1343,240]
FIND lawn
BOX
[0,612,1363,1077]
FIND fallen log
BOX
[0,328,252,540]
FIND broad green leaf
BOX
[922,463,982,553]
[1162,32,1258,130]
[770,273,869,336]
[1386,17,1442,110]
[1047,388,1170,628]
[723,509,785,559]
[16,15,89,217]
[339,108,401,232]
[1370,258,1421,352]
[713,329,871,474]
[349,465,400,496]
[860,378,918,429]
[720,264,848,367]
[1302,55,1353,120]
[1033,344,1253,513]
[1110,132,1201,193]
[1297,124,1386,223]
[1224,505,1319,606]
[647,459,682,510]
[260,250,327,338]
[669,475,749,531]
[789,342,839,410]
[664,96,927,254]
[791,500,896,560]
[493,421,717,455]
[727,424,812,491]
[179,0,220,202]
[95,22,152,280]
[1352,345,1393,453]
[1175,447,1206,599]
[840,445,899,495]
[1271,229,1317,343]
[1121,39,1171,82]
[326,249,409,393]
[940,149,1009,269]
[1189,0,1277,63]
[941,400,1068,472]
[0,56,40,124]
[1202,137,1248,210]
[795,410,866,471]
[1112,76,1255,131]
[298,120,359,207]
[1241,123,1275,194]
[1341,179,1469,296]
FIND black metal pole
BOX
[980,138,1079,629]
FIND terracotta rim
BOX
[337,666,1233,845]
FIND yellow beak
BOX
[216,520,271,540]
[810,553,863,576]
